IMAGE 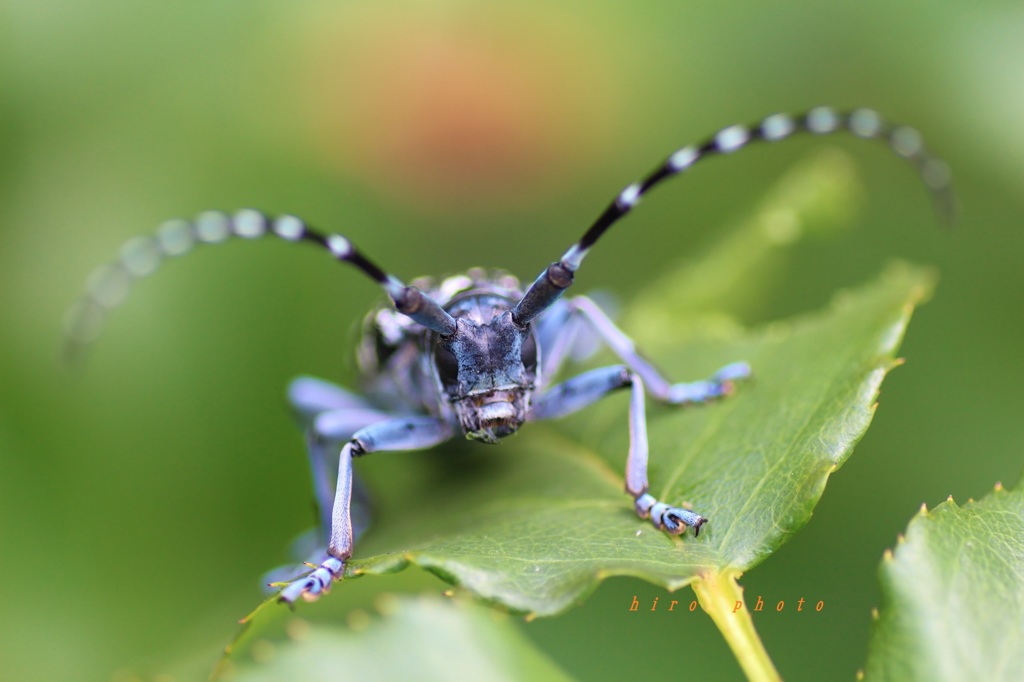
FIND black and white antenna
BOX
[512,106,954,325]
[63,209,455,362]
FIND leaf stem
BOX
[693,571,781,682]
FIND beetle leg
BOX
[277,416,454,604]
[622,373,707,536]
[286,376,389,534]
[306,407,392,532]
[528,365,631,421]
[264,395,394,595]
[530,368,706,536]
[288,375,373,419]
[567,295,751,404]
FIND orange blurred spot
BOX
[299,6,616,214]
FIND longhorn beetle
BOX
[66,107,953,604]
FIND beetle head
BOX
[432,309,538,444]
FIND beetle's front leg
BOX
[529,367,706,537]
[569,295,751,405]
[277,416,454,604]
[622,373,707,536]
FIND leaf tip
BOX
[882,548,894,562]
[856,670,865,681]
[896,533,905,544]
[995,481,1004,492]
[919,502,928,515]
[870,607,879,620]
[946,494,955,504]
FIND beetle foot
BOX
[276,556,345,604]
[635,493,707,537]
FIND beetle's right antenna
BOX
[512,106,955,326]
[64,210,455,362]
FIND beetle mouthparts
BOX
[457,390,527,443]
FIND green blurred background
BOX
[2,1,1022,680]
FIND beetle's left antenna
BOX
[64,209,455,363]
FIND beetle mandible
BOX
[66,106,953,603]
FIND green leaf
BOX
[862,479,1024,682]
[225,595,572,682]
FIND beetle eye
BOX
[520,333,537,372]
[434,343,459,385]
